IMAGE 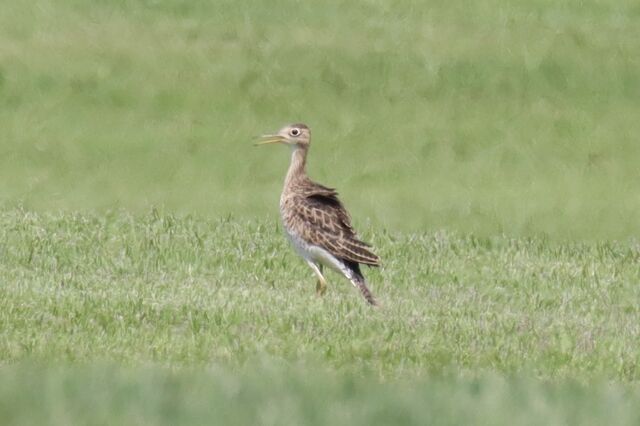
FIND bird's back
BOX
[280,177,380,267]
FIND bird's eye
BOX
[290,128,301,137]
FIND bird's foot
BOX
[316,279,327,297]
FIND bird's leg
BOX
[316,264,327,296]
[307,262,327,296]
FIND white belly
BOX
[284,228,352,278]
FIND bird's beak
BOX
[255,134,286,146]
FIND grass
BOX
[2,365,640,426]
[2,209,640,378]
[2,0,640,423]
[1,0,639,238]
[2,209,640,423]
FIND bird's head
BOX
[256,123,310,148]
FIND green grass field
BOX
[2,0,640,424]
[2,211,640,424]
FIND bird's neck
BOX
[284,145,308,187]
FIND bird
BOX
[256,123,380,306]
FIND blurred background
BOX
[1,0,638,239]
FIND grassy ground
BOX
[2,365,640,426]
[2,210,640,423]
[2,0,640,424]
[1,0,639,238]
[2,210,640,378]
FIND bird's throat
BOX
[284,145,308,187]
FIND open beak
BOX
[254,134,286,146]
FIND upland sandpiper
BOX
[256,123,380,306]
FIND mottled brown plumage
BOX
[257,123,380,306]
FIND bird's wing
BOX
[287,184,380,266]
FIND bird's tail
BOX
[344,261,378,306]
[353,276,378,306]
